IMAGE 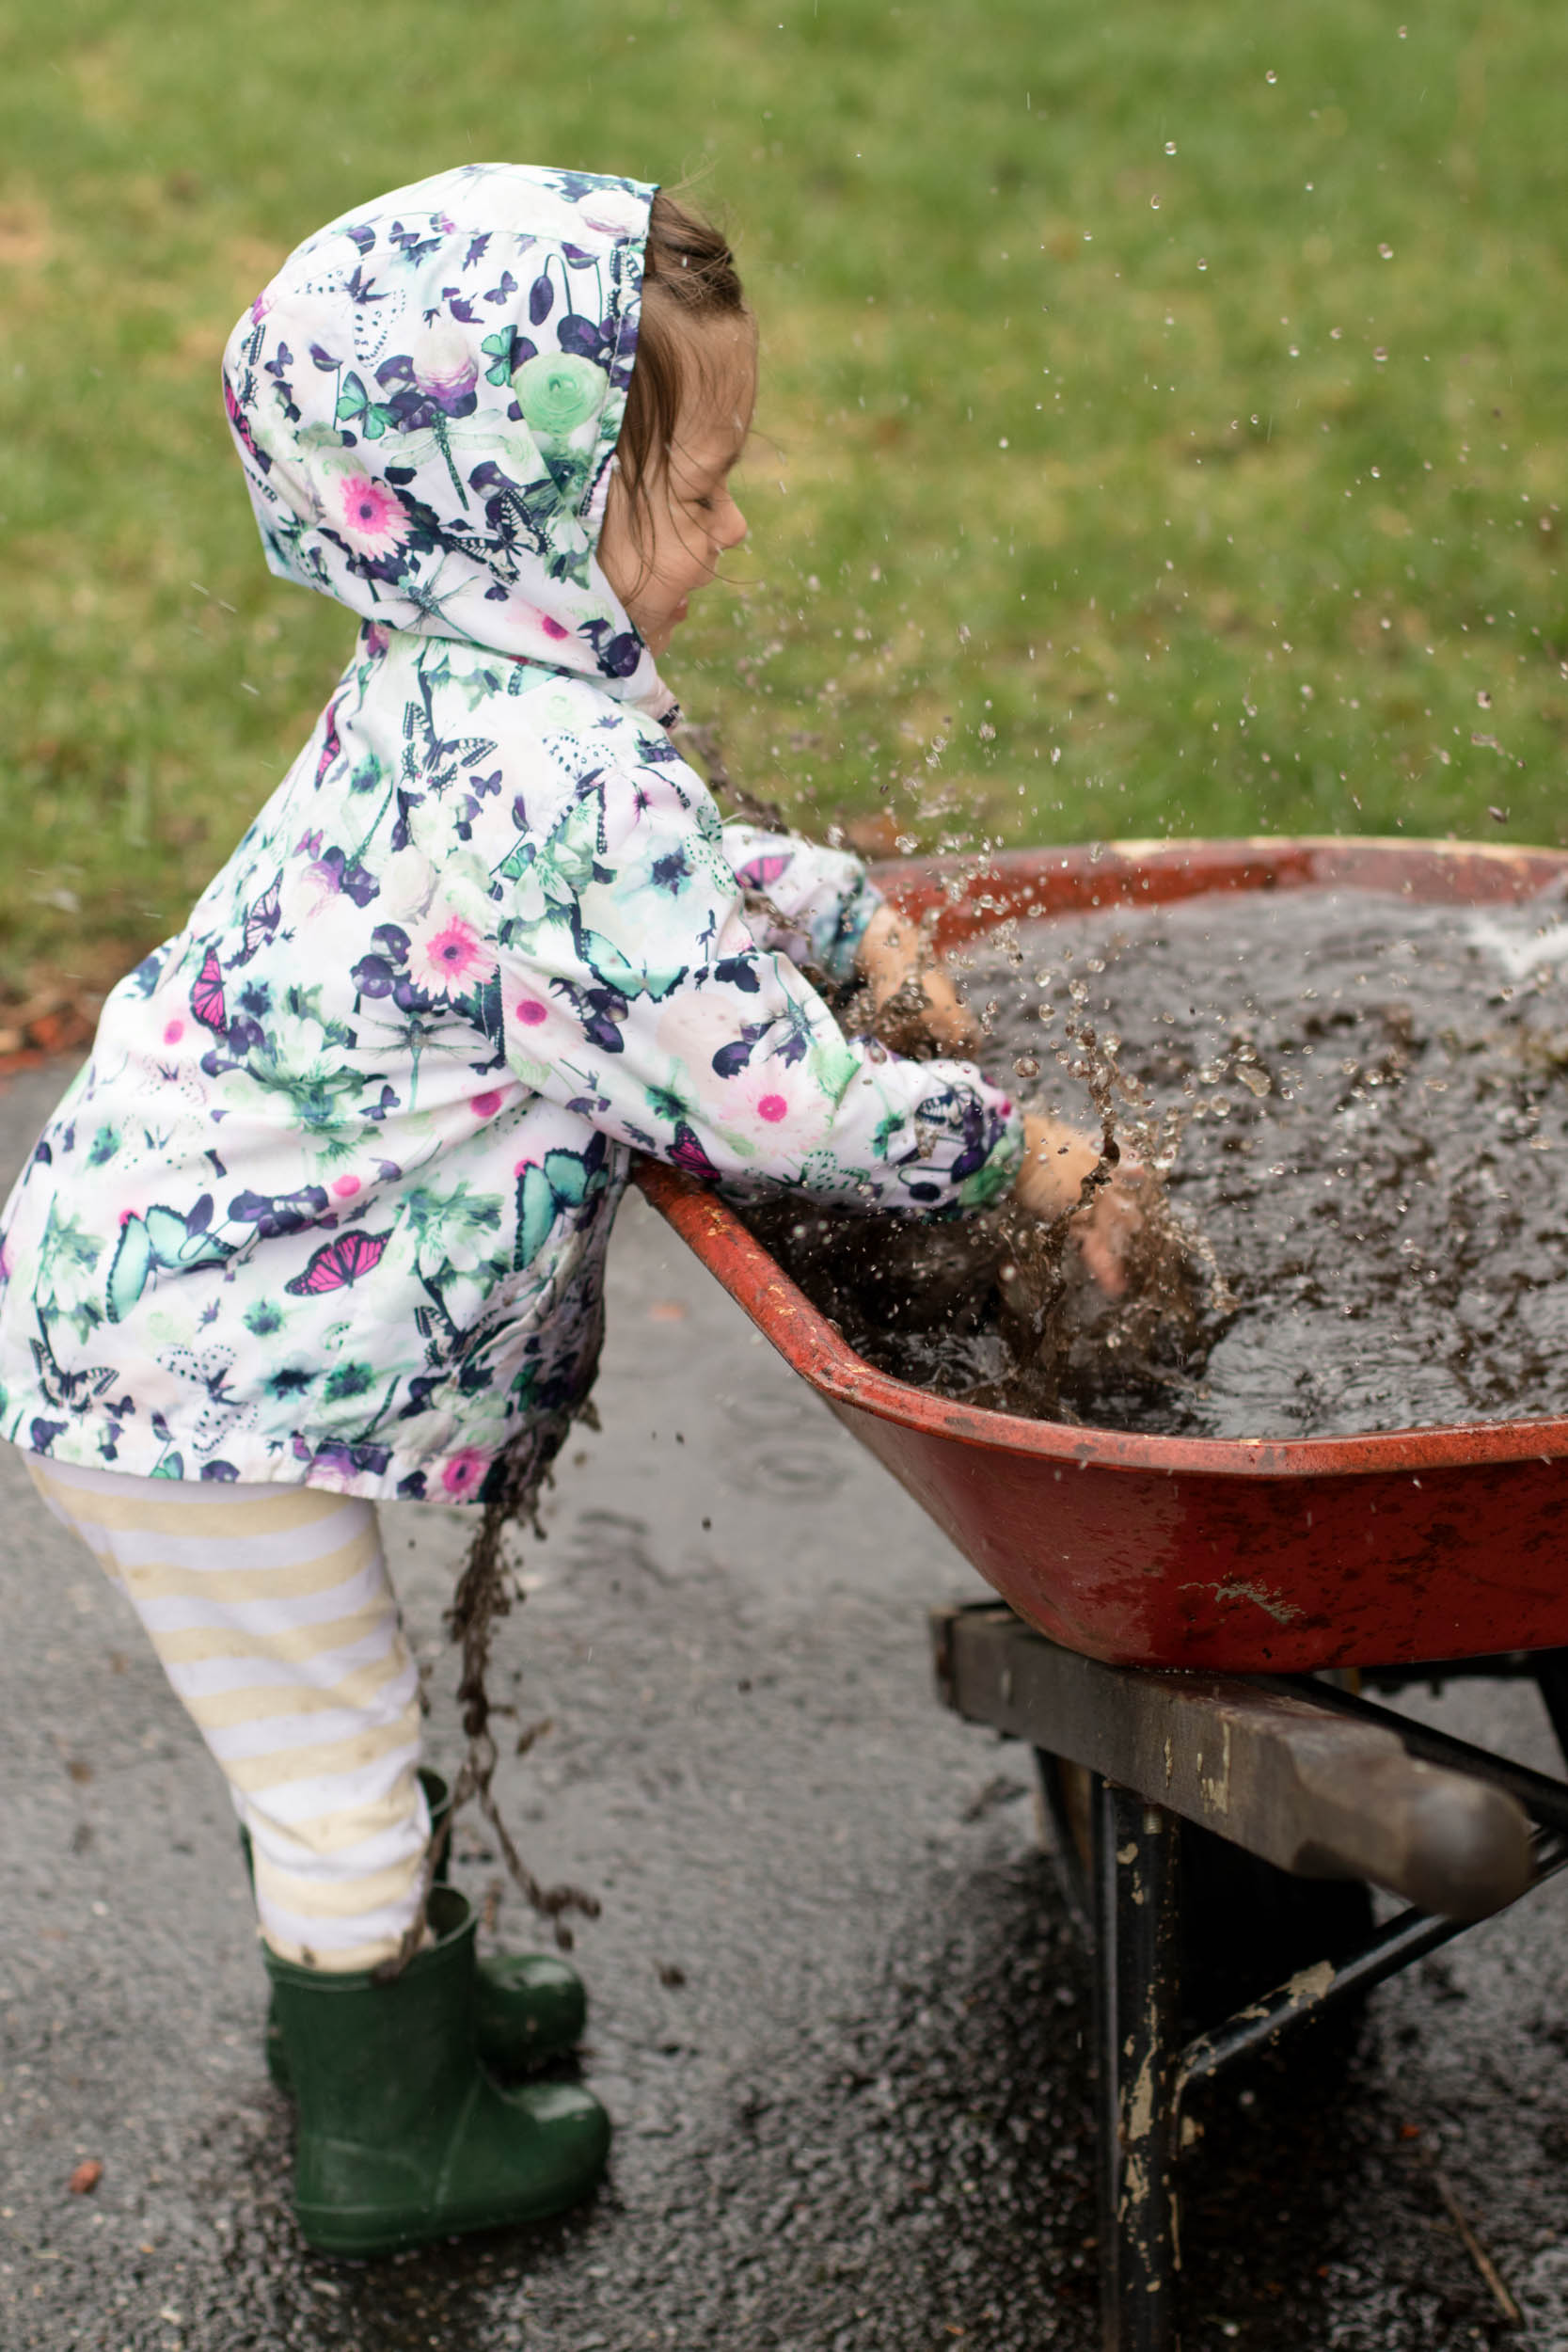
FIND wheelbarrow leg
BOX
[1532,1649,1568,1773]
[1091,1777,1182,2352]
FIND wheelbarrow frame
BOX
[642,1117,1568,2343]
[930,1599,1568,2351]
[635,834,1568,2345]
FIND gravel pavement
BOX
[5,1058,1568,2352]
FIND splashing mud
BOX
[746,884,1568,1439]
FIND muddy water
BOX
[746,883,1568,1439]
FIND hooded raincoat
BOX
[0,164,1023,1504]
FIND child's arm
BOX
[721,821,978,1053]
[499,773,1022,1219]
[719,820,882,985]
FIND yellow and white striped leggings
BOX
[26,1454,430,1973]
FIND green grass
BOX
[1,0,1564,993]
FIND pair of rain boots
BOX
[247,1771,585,2090]
[245,1773,609,2254]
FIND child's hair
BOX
[616,188,751,533]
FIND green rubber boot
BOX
[263,1885,610,2256]
[245,1772,587,2089]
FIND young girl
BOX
[0,164,1134,2256]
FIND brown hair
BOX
[615,188,751,533]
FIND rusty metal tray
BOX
[637,838,1568,1673]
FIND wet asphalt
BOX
[5,1058,1568,2351]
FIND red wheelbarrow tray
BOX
[636,835,1568,1677]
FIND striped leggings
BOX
[25,1454,430,1973]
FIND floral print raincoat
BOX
[0,164,1023,1502]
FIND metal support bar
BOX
[931,1602,1568,2352]
[1367,1651,1553,1689]
[932,1604,1535,1919]
[1271,1673,1568,1839]
[1093,1780,1181,2352]
[1177,1832,1568,2097]
[1530,1650,1568,1775]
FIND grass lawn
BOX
[0,0,1564,995]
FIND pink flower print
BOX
[331,1174,361,1200]
[409,915,495,997]
[515,996,548,1026]
[730,1065,803,1135]
[164,1019,185,1045]
[540,614,569,642]
[332,470,410,555]
[469,1090,502,1120]
[441,1448,491,1500]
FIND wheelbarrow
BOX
[636,835,1568,2351]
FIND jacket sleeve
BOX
[719,821,882,986]
[495,757,1022,1215]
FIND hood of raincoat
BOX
[221,162,674,717]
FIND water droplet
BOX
[1013,1055,1041,1079]
[1265,68,1278,83]
[1477,689,1493,708]
[1164,141,1178,155]
[1196,257,1209,271]
[1373,346,1388,362]
[1379,243,1394,260]
[1150,196,1161,210]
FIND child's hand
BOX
[1012,1113,1147,1298]
[855,904,981,1055]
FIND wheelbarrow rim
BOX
[639,831,1568,1485]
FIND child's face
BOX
[599,320,754,658]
